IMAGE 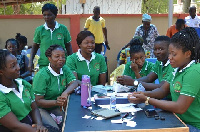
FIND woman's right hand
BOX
[55,96,66,106]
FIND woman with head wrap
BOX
[134,14,159,58]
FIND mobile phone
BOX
[145,109,158,118]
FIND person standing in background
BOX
[28,3,73,71]
[134,14,159,58]
[84,6,110,54]
[166,19,186,38]
[185,6,200,28]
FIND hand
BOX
[55,96,66,107]
[32,124,48,132]
[128,92,147,104]
[60,93,69,111]
[130,60,139,72]
[105,41,110,50]
[116,75,134,86]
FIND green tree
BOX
[0,1,56,15]
[142,0,169,13]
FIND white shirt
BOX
[185,15,200,27]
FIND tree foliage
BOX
[0,1,56,15]
[142,0,169,14]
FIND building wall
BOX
[64,0,142,14]
[0,14,185,82]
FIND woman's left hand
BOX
[32,124,48,132]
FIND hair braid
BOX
[171,27,200,62]
[45,45,65,57]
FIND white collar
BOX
[77,49,95,61]
[188,15,199,19]
[172,60,195,76]
[48,64,63,76]
[44,21,59,30]
[0,79,23,94]
[160,60,170,67]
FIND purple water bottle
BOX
[81,75,91,107]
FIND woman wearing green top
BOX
[33,45,78,132]
[0,49,47,132]
[128,27,200,131]
[123,37,154,79]
[66,31,107,86]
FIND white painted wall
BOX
[63,0,142,14]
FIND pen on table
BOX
[122,112,129,118]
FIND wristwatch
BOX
[133,80,139,87]
[145,97,150,105]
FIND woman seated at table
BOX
[128,27,200,132]
[0,49,47,132]
[66,31,107,86]
[123,37,154,80]
[33,45,78,132]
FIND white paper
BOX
[111,120,123,124]
[116,104,142,113]
[126,121,137,127]
[82,115,91,119]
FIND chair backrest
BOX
[101,43,107,56]
[145,58,157,63]
[110,64,125,86]
[27,54,40,75]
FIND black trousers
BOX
[95,43,103,54]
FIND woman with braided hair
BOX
[33,45,78,132]
[123,38,154,79]
[128,27,200,132]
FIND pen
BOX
[122,112,129,118]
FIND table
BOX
[63,93,189,132]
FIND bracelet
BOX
[145,97,150,105]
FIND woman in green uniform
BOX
[0,49,47,132]
[66,31,107,86]
[33,45,78,132]
[123,37,154,79]
[128,27,200,132]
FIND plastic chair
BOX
[145,58,157,63]
[101,43,107,56]
[195,27,200,38]
[110,64,125,86]
[27,54,40,75]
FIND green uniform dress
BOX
[123,61,154,79]
[66,50,107,86]
[0,79,34,121]
[169,60,200,129]
[33,21,71,68]
[33,65,76,110]
[152,60,174,83]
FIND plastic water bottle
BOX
[81,75,91,107]
[110,93,116,110]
